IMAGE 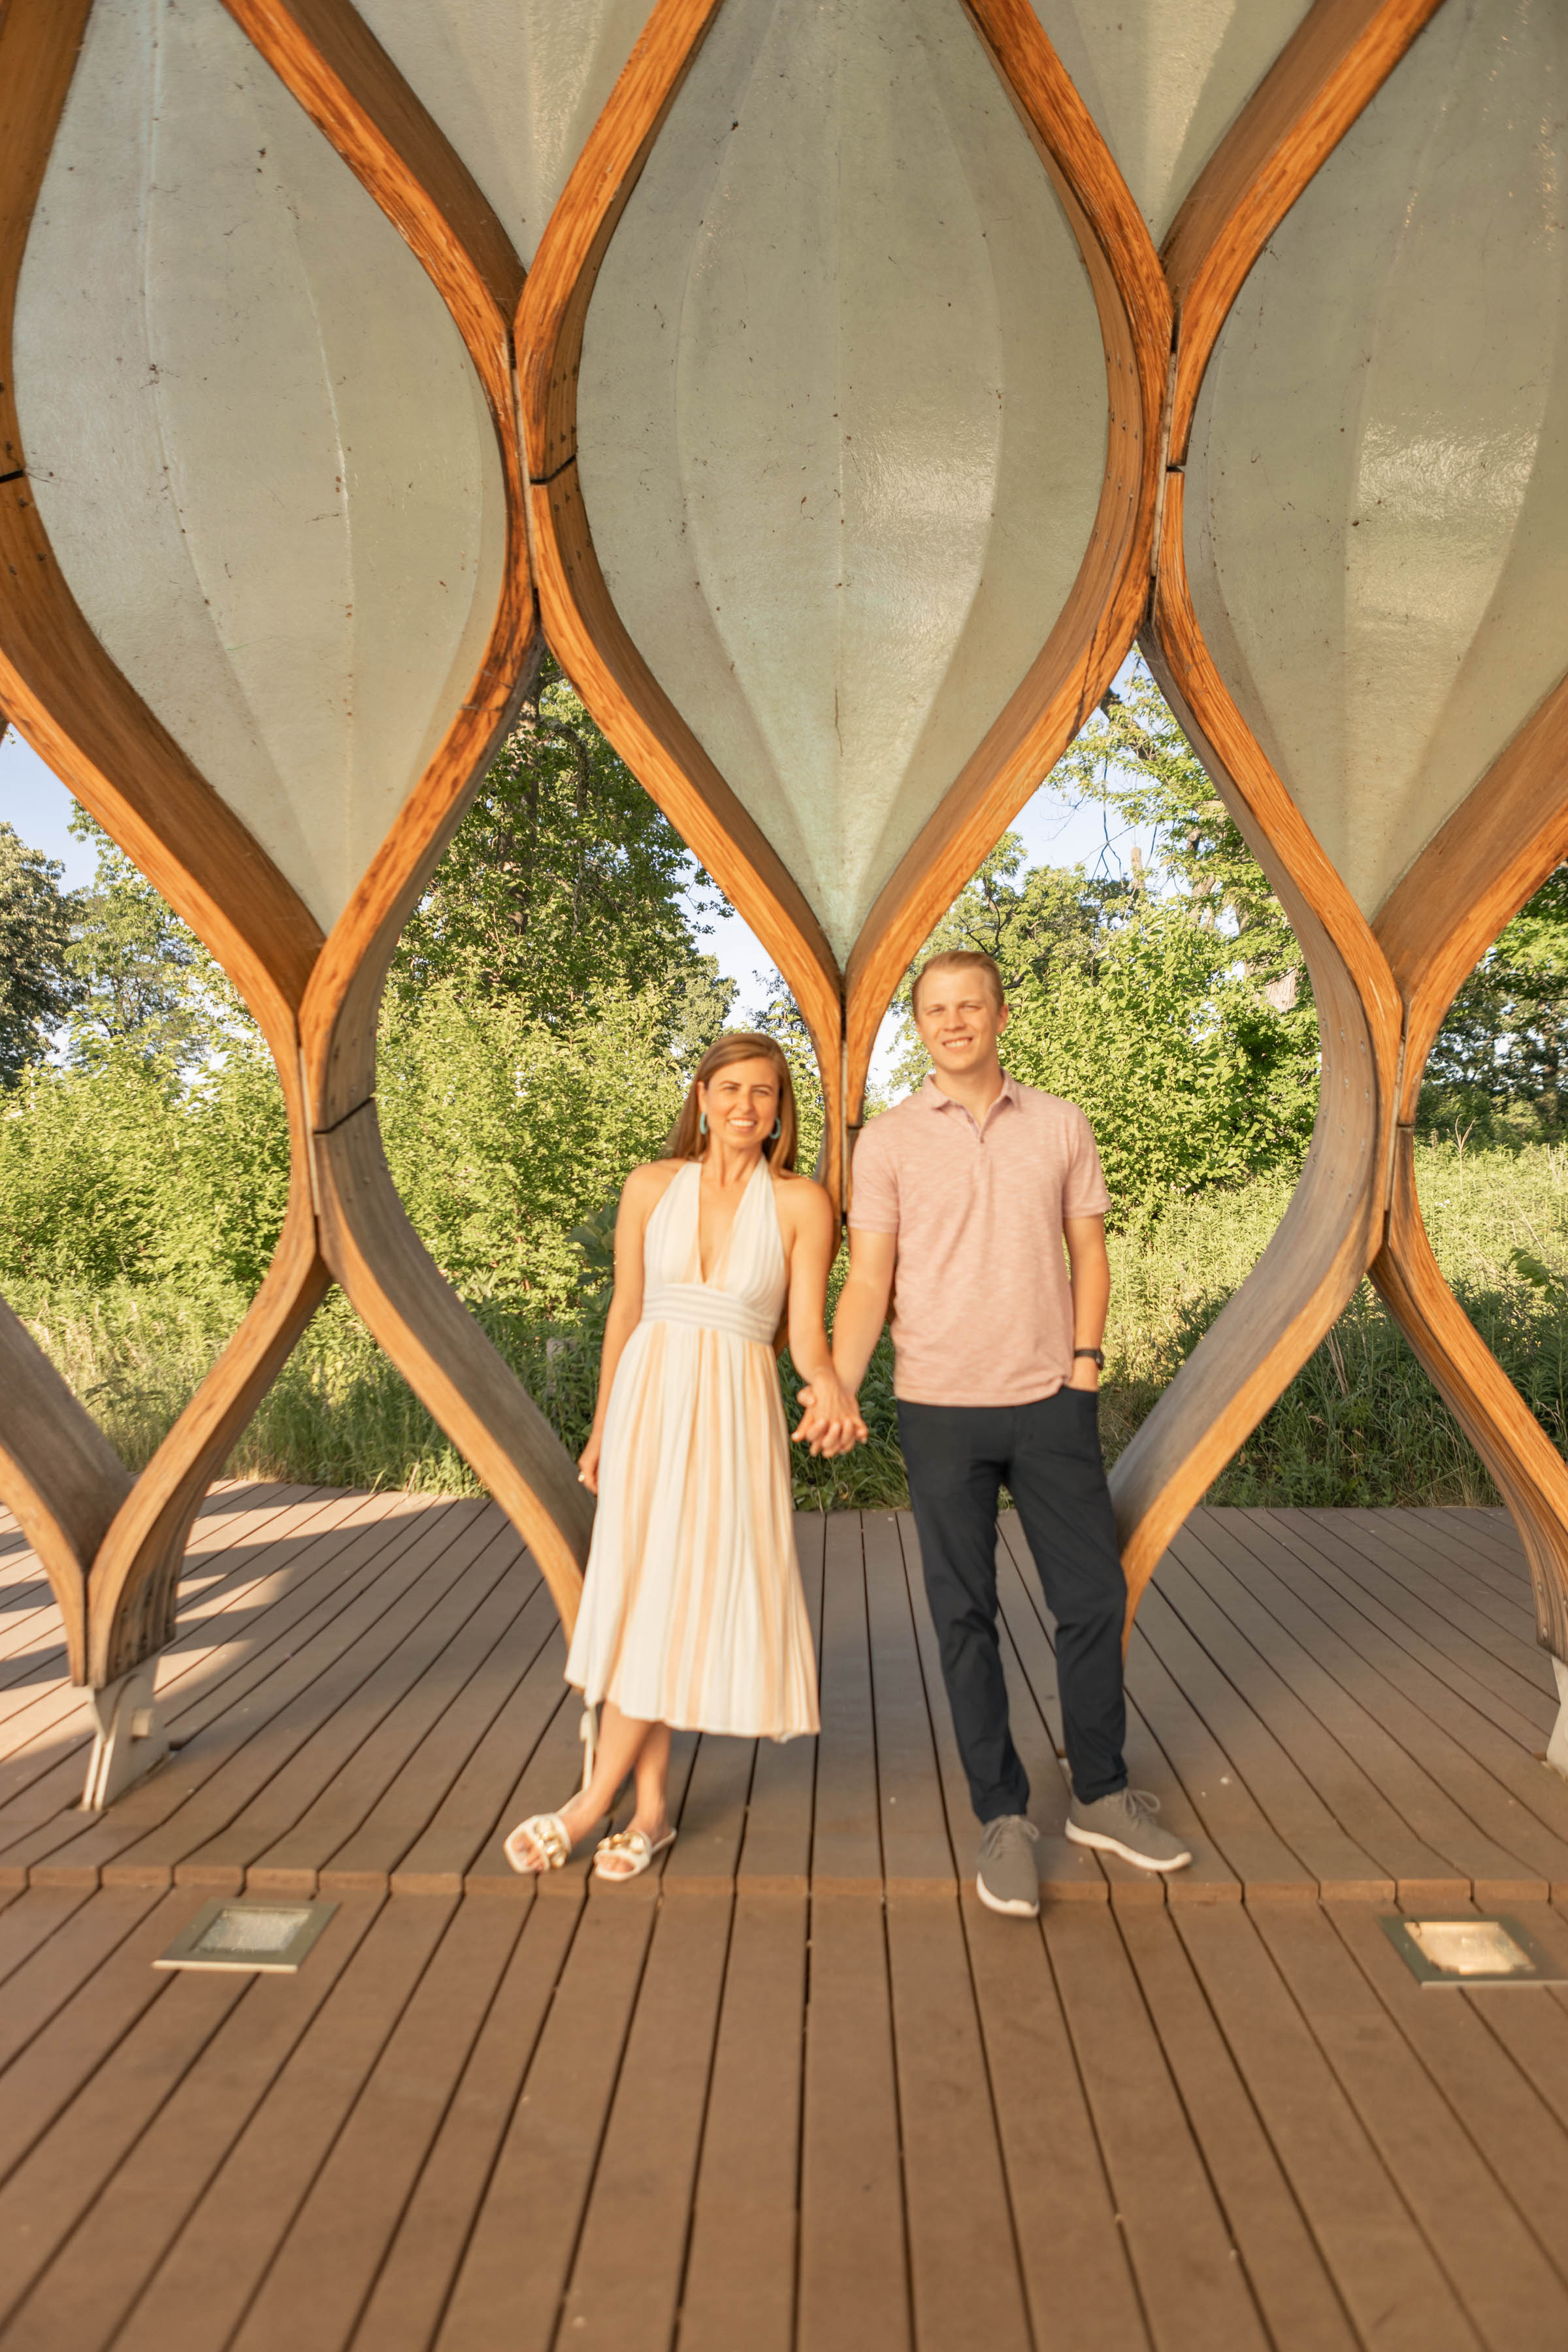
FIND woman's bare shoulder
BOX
[770,1167,835,1222]
[621,1159,686,1209]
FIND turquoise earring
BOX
[699,1111,708,1135]
[770,1118,781,1140]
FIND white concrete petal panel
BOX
[1185,0,1568,919]
[14,0,505,932]
[577,0,1105,963]
[1028,0,1313,244]
[353,0,654,268]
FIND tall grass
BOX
[16,1137,1568,1511]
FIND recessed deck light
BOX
[1380,1914,1564,1988]
[155,1898,337,1974]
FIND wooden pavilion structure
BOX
[4,0,1568,1797]
[2,3,1568,2342]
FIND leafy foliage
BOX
[65,812,233,1071]
[1422,867,1568,1139]
[0,813,77,1087]
[881,662,1318,1222]
[389,653,730,1046]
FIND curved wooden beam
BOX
[0,1300,128,1682]
[314,1105,593,1629]
[515,0,850,1199]
[0,0,333,1681]
[1375,1137,1568,1661]
[1368,666,1568,1664]
[1162,0,1446,465]
[202,3,594,1622]
[1117,472,1403,1620]
[0,0,590,1697]
[841,0,1171,1145]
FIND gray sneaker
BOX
[1066,1788,1192,1872]
[976,1815,1041,1917]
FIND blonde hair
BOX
[911,948,1005,1014]
[666,1032,798,1170]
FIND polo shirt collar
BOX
[921,1071,1021,1117]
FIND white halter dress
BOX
[566,1157,820,1739]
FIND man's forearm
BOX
[831,1273,890,1393]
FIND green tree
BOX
[377,977,691,1307]
[1055,659,1306,1011]
[0,811,78,1086]
[65,812,229,1071]
[1422,868,1568,1139]
[389,655,728,1047]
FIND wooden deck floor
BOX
[3,1488,1568,2351]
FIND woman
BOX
[505,1032,864,1881]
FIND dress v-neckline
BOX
[693,1155,763,1288]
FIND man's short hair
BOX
[911,949,1005,1015]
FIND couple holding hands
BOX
[506,950,1189,1917]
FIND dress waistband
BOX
[641,1283,777,1347]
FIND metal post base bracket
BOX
[1546,1658,1568,1784]
[82,1659,170,1810]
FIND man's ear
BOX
[996,999,1010,1030]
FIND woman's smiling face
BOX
[697,1058,781,1147]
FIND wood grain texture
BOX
[1,0,591,1701]
[1377,666,1568,1123]
[0,0,331,1682]
[839,0,1170,1145]
[1366,666,1568,1665]
[514,0,852,1192]
[314,1105,592,1631]
[0,1301,127,1682]
[1120,471,1403,1623]
[1162,0,1448,465]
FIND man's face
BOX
[913,972,1007,1075]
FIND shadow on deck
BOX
[1,1488,1567,2350]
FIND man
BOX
[830,949,1190,1916]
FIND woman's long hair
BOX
[666,1032,798,1171]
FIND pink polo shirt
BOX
[847,1072,1111,1407]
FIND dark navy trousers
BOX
[898,1392,1128,1820]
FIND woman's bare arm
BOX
[779,1180,866,1455]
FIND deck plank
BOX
[679,1889,808,2352]
[796,1889,909,2352]
[886,1891,1032,2352]
[0,1497,1563,2348]
[1174,1903,1480,2352]
[1114,1906,1358,2352]
[114,1895,456,2352]
[434,1889,652,2352]
[229,1901,525,2352]
[0,1896,384,2352]
[1043,1903,1271,2352]
[959,1887,1149,2350]
[1250,1901,1568,2350]
[346,1895,580,2352]
[559,1887,734,2351]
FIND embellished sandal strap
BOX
[508,1812,570,1871]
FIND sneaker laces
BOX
[1120,1789,1161,1821]
[979,1814,1039,1855]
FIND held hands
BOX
[792,1376,870,1458]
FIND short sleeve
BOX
[847,1120,900,1232]
[1061,1106,1112,1218]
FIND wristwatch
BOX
[1073,1347,1105,1369]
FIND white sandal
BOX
[593,1826,676,1882]
[503,1706,600,1876]
[504,1813,572,1874]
